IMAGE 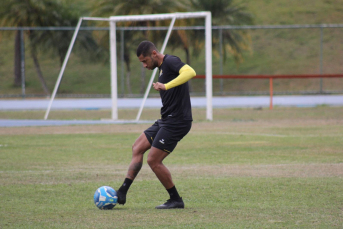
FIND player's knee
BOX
[131,142,137,152]
[132,143,142,155]
[132,134,150,155]
[147,157,158,170]
[132,140,146,154]
[147,156,154,167]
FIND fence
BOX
[195,74,343,109]
[0,24,342,98]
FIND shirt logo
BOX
[159,70,163,77]
[159,139,165,144]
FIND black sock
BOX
[167,186,181,200]
[118,178,133,194]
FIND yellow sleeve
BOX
[164,65,196,90]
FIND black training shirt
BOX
[158,54,192,121]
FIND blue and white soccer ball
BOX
[93,186,118,210]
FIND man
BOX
[116,40,196,209]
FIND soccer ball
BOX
[93,186,118,209]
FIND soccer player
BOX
[116,40,196,209]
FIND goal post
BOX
[108,12,213,121]
[44,12,213,121]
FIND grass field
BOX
[0,107,342,228]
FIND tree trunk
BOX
[184,47,192,92]
[124,54,132,95]
[140,65,146,94]
[14,30,21,87]
[184,47,190,66]
[126,71,132,95]
[30,46,50,95]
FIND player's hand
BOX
[152,82,166,91]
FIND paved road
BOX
[1,95,343,110]
[0,119,152,127]
[0,95,342,127]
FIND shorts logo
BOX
[159,139,165,144]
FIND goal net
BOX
[44,12,213,121]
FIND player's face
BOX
[138,51,159,70]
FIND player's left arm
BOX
[153,65,196,91]
[165,64,196,90]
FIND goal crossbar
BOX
[44,12,213,121]
[82,12,210,22]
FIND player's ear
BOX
[151,50,157,57]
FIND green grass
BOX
[246,0,343,25]
[0,107,343,228]
[1,179,342,228]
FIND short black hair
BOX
[136,40,158,57]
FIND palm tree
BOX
[0,0,99,95]
[188,0,254,64]
[91,0,185,94]
[0,0,66,93]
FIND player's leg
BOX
[147,147,184,209]
[117,133,151,205]
[147,122,189,209]
[127,133,151,180]
[147,147,174,189]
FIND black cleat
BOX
[116,190,126,205]
[155,198,184,209]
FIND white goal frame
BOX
[44,12,213,121]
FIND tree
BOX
[0,0,66,93]
[0,0,99,95]
[91,0,185,94]
[188,0,254,64]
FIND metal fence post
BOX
[219,28,223,94]
[269,78,273,110]
[20,29,25,98]
[120,29,125,96]
[319,26,324,94]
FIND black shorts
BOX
[144,119,192,153]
